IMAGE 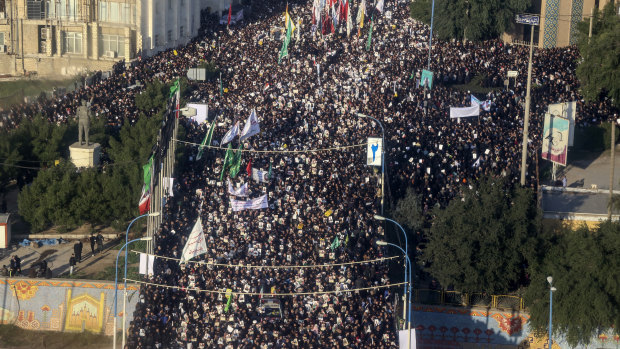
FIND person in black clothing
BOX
[74,240,83,262]
[90,234,97,255]
[10,255,21,276]
[96,233,104,253]
[69,254,77,276]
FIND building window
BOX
[180,26,184,37]
[167,30,172,43]
[98,1,135,24]
[63,32,82,54]
[0,0,6,13]
[100,34,125,57]
[46,0,78,21]
[0,32,5,46]
[27,0,45,20]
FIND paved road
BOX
[0,237,118,278]
[553,145,620,190]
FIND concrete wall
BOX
[0,277,139,336]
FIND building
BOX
[510,0,617,48]
[0,213,11,249]
[0,0,237,76]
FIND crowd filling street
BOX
[1,0,618,348]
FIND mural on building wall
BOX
[64,290,105,333]
[0,278,138,336]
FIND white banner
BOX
[450,105,480,119]
[231,194,268,212]
[228,180,248,197]
[187,103,208,124]
[251,168,269,183]
[180,217,208,264]
[240,110,260,141]
[221,121,239,145]
[367,137,383,166]
[398,329,417,349]
[139,253,155,275]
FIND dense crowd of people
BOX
[1,0,618,347]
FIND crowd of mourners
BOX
[1,0,618,347]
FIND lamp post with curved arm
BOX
[374,215,409,324]
[122,212,159,348]
[377,240,412,349]
[113,236,152,349]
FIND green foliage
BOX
[16,79,170,231]
[421,177,541,293]
[576,3,620,108]
[135,79,169,113]
[410,0,531,41]
[392,187,424,233]
[525,222,620,347]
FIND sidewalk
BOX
[0,237,120,278]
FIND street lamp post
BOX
[515,14,540,186]
[356,113,385,215]
[374,215,409,325]
[547,276,557,349]
[428,0,435,70]
[377,240,412,349]
[114,236,153,349]
[122,212,159,349]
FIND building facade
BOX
[510,0,616,48]
[0,0,235,76]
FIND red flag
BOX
[246,158,252,176]
[227,4,232,26]
[139,185,151,215]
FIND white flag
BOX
[221,121,239,145]
[449,105,480,119]
[228,180,248,197]
[375,0,384,13]
[252,168,269,183]
[139,253,155,275]
[180,217,208,264]
[240,110,260,141]
[231,194,268,212]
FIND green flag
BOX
[225,293,233,312]
[267,162,272,180]
[330,236,340,251]
[197,116,218,160]
[220,144,233,181]
[366,16,374,51]
[143,155,154,186]
[228,144,243,178]
[279,18,293,64]
[169,78,180,98]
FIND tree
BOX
[421,177,541,293]
[391,187,424,243]
[410,0,531,42]
[576,2,620,108]
[525,222,620,347]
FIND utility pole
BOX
[515,14,540,186]
[588,8,594,43]
[609,121,615,220]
